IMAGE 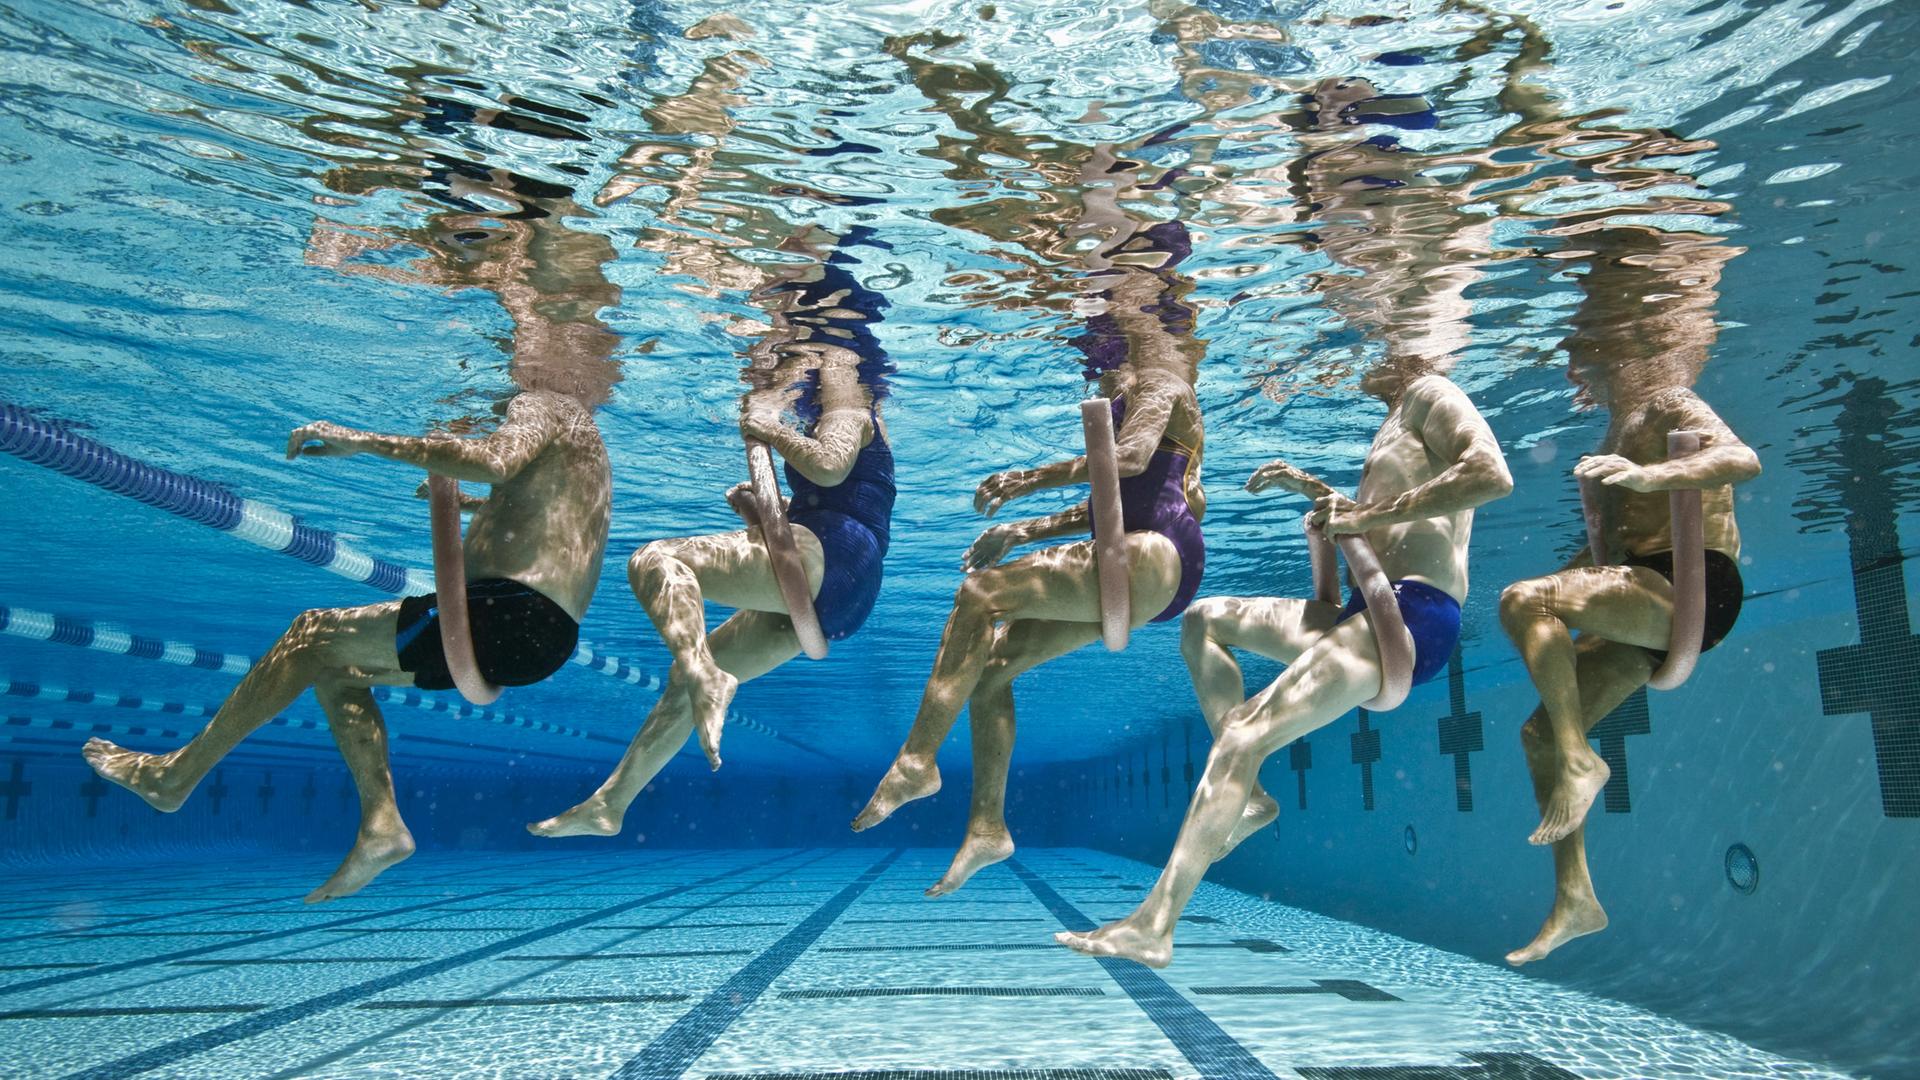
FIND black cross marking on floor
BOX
[2,758,30,820]
[204,769,229,816]
[79,773,108,819]
[1183,724,1196,798]
[1435,650,1483,812]
[1160,738,1172,807]
[1293,1050,1581,1078]
[256,772,274,816]
[1589,689,1650,814]
[1290,738,1312,810]
[1814,377,1920,817]
[1351,710,1380,811]
[300,773,317,816]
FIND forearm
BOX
[1642,445,1761,490]
[1367,454,1512,525]
[755,423,863,487]
[1011,504,1092,545]
[357,433,527,484]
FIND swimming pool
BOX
[1,0,1915,1076]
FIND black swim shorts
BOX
[395,578,578,692]
[1622,549,1744,663]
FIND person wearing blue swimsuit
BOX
[530,228,894,839]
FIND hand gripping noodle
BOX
[1579,431,1706,690]
[1082,398,1131,652]
[427,475,502,706]
[729,440,829,660]
[1304,517,1416,711]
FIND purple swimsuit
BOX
[1088,395,1206,622]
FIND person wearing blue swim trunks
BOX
[1060,363,1512,968]
[530,227,895,839]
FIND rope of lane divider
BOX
[0,603,836,761]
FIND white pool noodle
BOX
[428,475,502,706]
[1303,516,1415,712]
[1083,398,1131,652]
[1648,430,1706,690]
[737,439,829,660]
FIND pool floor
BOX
[0,847,1846,1079]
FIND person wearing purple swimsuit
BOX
[852,212,1208,898]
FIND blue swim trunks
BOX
[1336,579,1462,688]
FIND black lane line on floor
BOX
[2,1004,264,1020]
[704,1071,1176,1080]
[498,950,753,962]
[359,993,690,1010]
[61,855,781,1080]
[2,850,705,999]
[777,987,1106,1000]
[841,917,1047,925]
[706,1060,1175,1068]
[609,849,904,1080]
[170,957,431,967]
[1007,860,1279,1080]
[0,963,99,971]
[1292,1051,1583,1079]
[1190,981,1400,1002]
[819,940,1283,955]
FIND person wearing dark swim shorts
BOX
[1499,384,1759,966]
[1059,363,1512,969]
[83,391,612,903]
[529,226,898,842]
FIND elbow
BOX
[1735,448,1762,484]
[1114,447,1156,478]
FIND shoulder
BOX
[1403,374,1473,422]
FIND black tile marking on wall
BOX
[1,1004,264,1020]
[59,851,773,1080]
[1292,1050,1582,1079]
[1815,377,1920,816]
[1189,980,1397,1002]
[1290,739,1312,810]
[1436,650,1483,812]
[1,756,29,820]
[359,993,689,1010]
[1350,711,1380,811]
[1589,689,1650,814]
[609,849,904,1080]
[78,772,106,819]
[204,769,228,816]
[777,987,1107,999]
[706,1060,1167,1068]
[706,1071,1175,1080]
[1007,860,1280,1080]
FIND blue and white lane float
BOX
[0,401,660,688]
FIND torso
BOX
[463,393,611,621]
[1356,380,1475,601]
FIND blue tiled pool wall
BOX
[1042,573,1920,1079]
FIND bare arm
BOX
[1333,377,1513,532]
[963,504,1092,570]
[286,393,565,485]
[1574,389,1761,493]
[743,406,870,488]
[974,377,1185,515]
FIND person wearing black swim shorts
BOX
[83,391,611,903]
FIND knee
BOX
[277,609,333,666]
[628,544,662,580]
[1181,599,1227,655]
[1499,579,1551,637]
[953,574,997,618]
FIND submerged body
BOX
[84,391,610,901]
[1059,372,1511,967]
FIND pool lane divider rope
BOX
[1007,859,1280,1080]
[0,602,833,761]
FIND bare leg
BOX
[84,602,403,812]
[1181,595,1342,858]
[854,533,1179,832]
[529,611,800,837]
[1499,564,1674,844]
[927,619,1100,897]
[306,682,414,903]
[1059,616,1383,967]
[628,528,822,767]
[1508,639,1654,964]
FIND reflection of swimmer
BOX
[83,390,611,902]
[851,217,1209,898]
[1057,358,1510,967]
[1499,227,1759,965]
[528,229,895,838]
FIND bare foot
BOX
[1214,791,1280,861]
[306,827,415,903]
[677,660,738,771]
[851,755,940,832]
[926,828,1014,897]
[528,796,623,838]
[1531,748,1610,845]
[1506,892,1608,965]
[82,738,190,813]
[1056,916,1172,968]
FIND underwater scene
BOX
[0,0,1915,1076]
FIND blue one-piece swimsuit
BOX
[785,422,894,640]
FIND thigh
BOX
[1230,613,1384,754]
[978,619,1103,692]
[1529,565,1675,652]
[310,600,406,681]
[707,610,804,683]
[971,533,1180,628]
[1193,595,1343,665]
[647,528,825,615]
